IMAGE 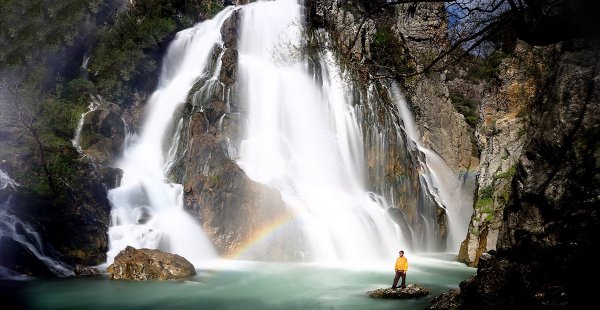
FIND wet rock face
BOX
[425,289,460,310]
[0,236,55,278]
[107,246,196,280]
[74,264,100,277]
[309,0,477,174]
[80,102,126,166]
[221,9,239,49]
[181,114,298,259]
[169,11,303,261]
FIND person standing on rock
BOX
[391,250,408,289]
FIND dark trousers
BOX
[392,270,406,288]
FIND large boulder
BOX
[107,246,196,280]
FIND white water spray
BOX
[0,169,73,277]
[105,8,239,266]
[0,169,19,190]
[390,84,473,252]
[236,0,405,264]
[71,95,101,153]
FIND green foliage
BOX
[476,197,493,209]
[199,2,224,19]
[449,91,479,128]
[0,0,102,68]
[466,50,508,82]
[484,212,494,222]
[0,0,214,199]
[479,185,494,200]
[1,76,83,198]
[60,78,96,105]
[370,26,414,75]
[475,184,494,210]
[493,166,516,180]
[88,0,211,105]
[42,98,86,139]
[89,4,177,103]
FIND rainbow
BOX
[225,211,300,259]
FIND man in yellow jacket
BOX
[392,250,408,289]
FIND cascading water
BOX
[236,0,404,263]
[0,169,73,277]
[389,84,473,251]
[105,8,239,266]
[105,0,473,266]
[71,95,101,153]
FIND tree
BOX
[0,73,58,195]
[317,0,600,79]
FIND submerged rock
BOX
[367,284,430,299]
[107,246,196,280]
[73,264,100,277]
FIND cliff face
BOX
[309,0,476,250]
[436,38,600,310]
[311,0,477,175]
[458,42,547,266]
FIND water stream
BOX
[0,170,73,278]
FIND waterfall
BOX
[236,0,404,263]
[0,169,18,190]
[71,95,101,153]
[104,7,239,266]
[0,169,73,277]
[389,85,473,252]
[105,0,473,266]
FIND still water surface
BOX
[10,253,475,310]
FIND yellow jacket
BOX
[395,256,408,271]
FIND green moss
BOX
[484,212,494,222]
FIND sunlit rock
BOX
[107,246,196,280]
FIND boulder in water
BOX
[367,284,430,299]
[107,246,196,280]
[74,264,100,277]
